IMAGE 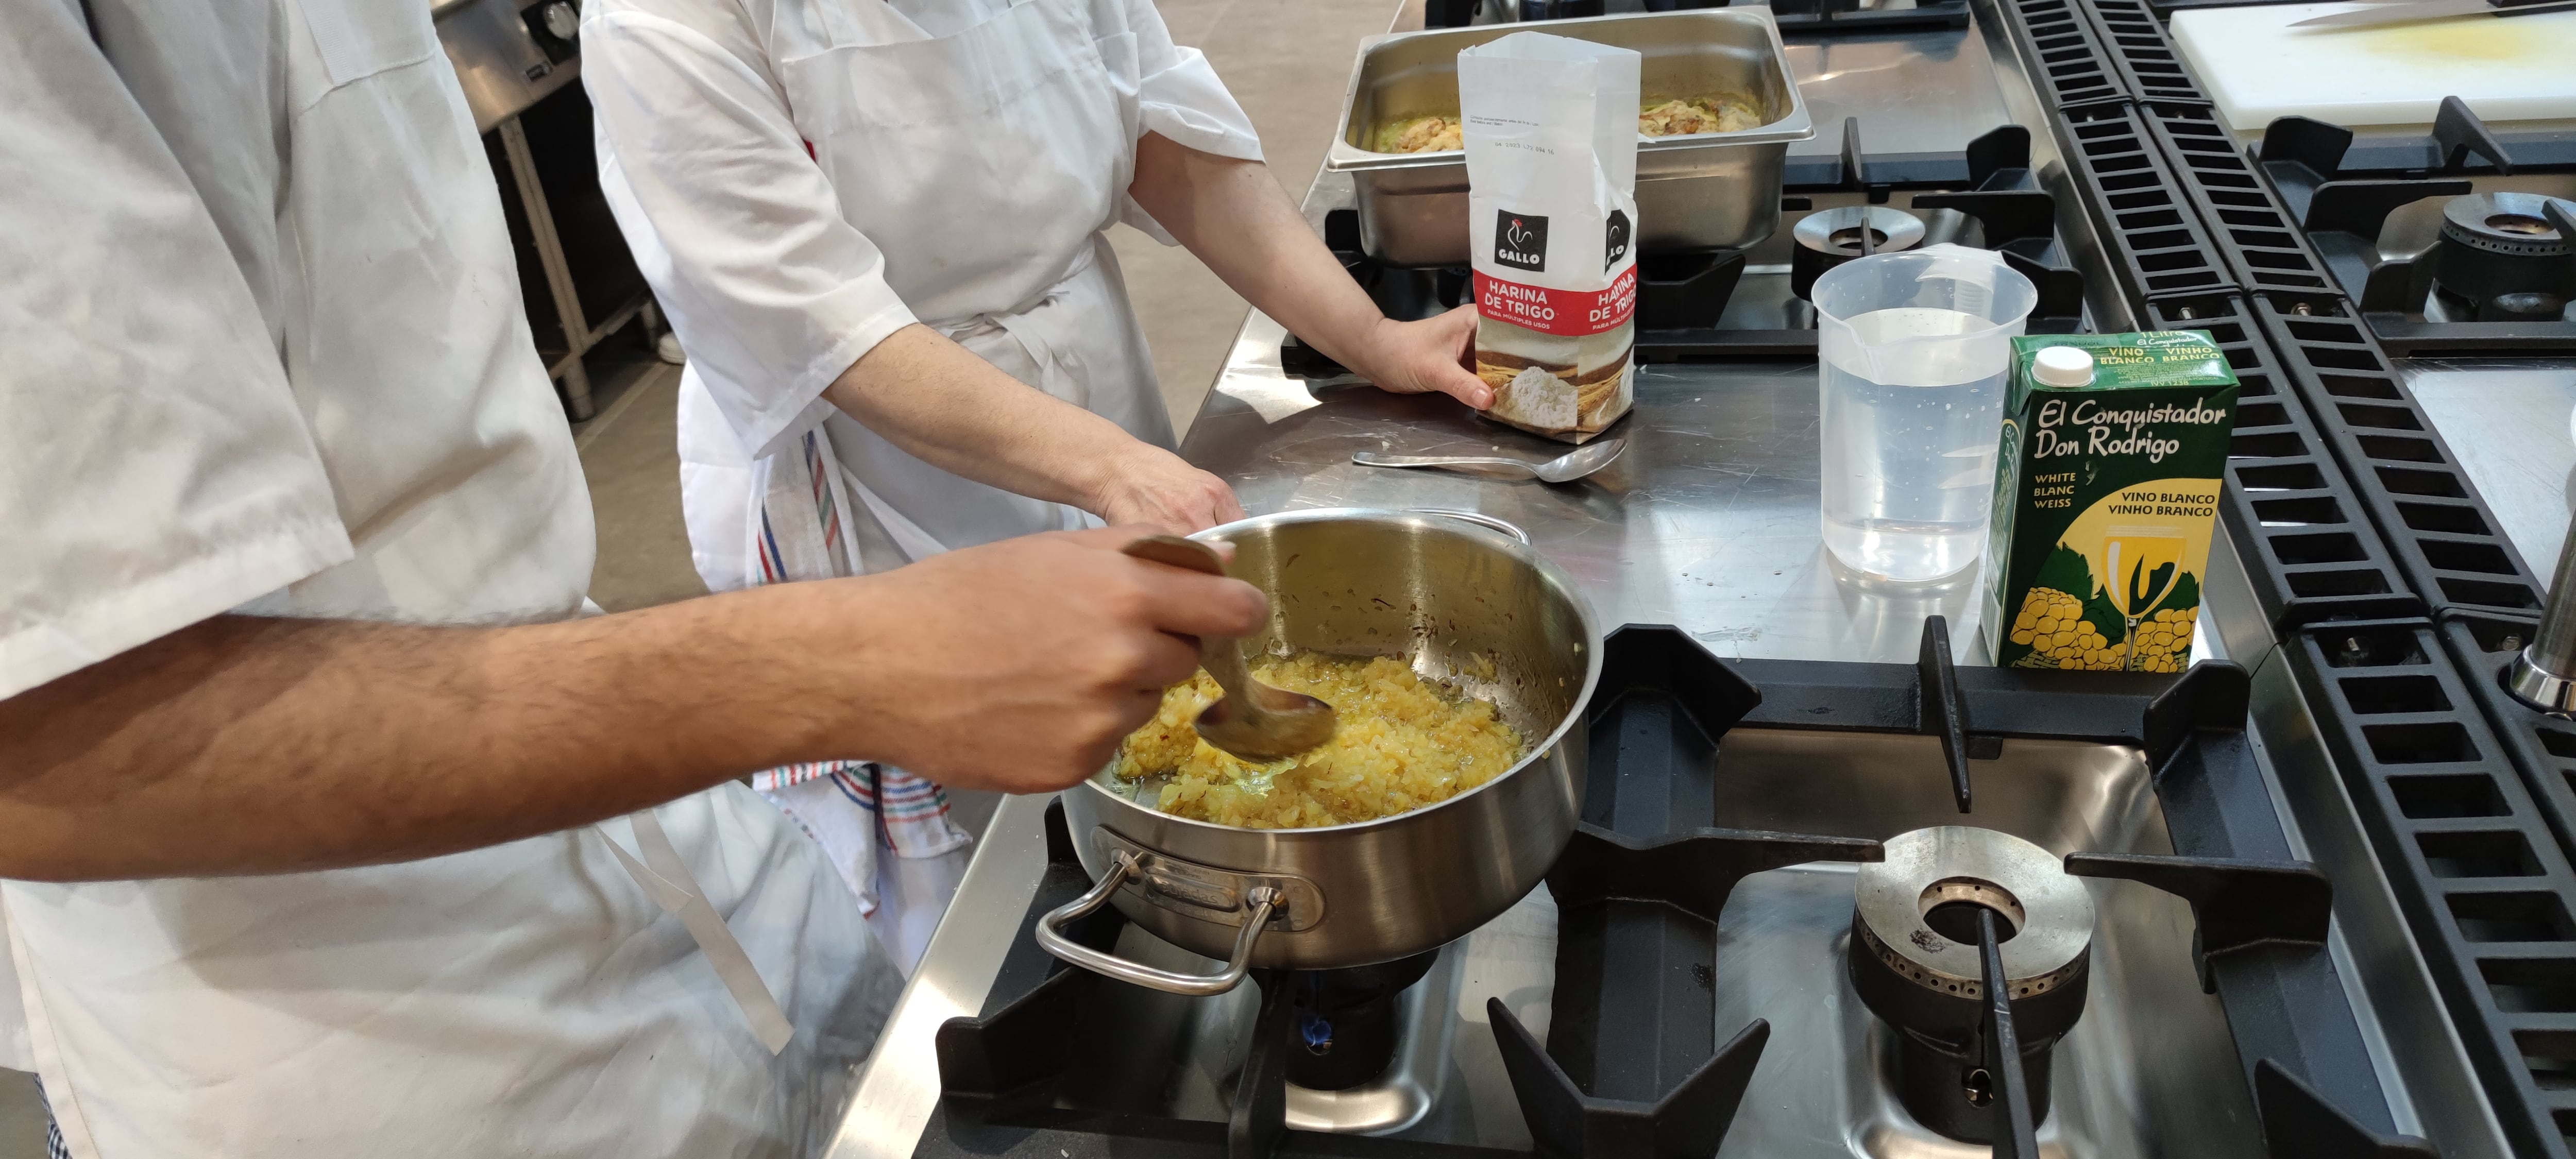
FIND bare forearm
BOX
[1127,134,1389,377]
[821,322,1240,533]
[1,525,1270,882]
[822,323,1140,512]
[1128,134,1488,408]
[0,590,842,880]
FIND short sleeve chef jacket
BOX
[0,1,876,1154]
[579,0,1262,465]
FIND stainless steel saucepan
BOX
[1038,508,1602,995]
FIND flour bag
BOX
[1460,32,1641,443]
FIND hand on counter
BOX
[1087,444,1246,535]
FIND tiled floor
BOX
[0,1071,37,1159]
[573,0,1404,610]
[574,354,707,611]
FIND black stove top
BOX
[909,622,2425,1159]
[1284,124,2091,377]
[2253,97,2576,356]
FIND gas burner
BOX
[2253,103,2576,352]
[2422,192,2576,325]
[1846,826,2094,1143]
[1282,952,1439,1092]
[1790,205,1928,301]
[913,627,2404,1159]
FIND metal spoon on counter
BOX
[1351,437,1627,484]
[1117,535,1337,762]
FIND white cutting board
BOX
[2170,2,2576,132]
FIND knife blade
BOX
[2291,0,2576,27]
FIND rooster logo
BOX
[1492,209,1548,272]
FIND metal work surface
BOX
[2406,360,2576,578]
[835,265,2441,1159]
[829,8,2482,1157]
[1138,732,2241,1159]
[434,0,578,132]
[1179,18,2069,669]
[1778,27,2013,172]
[1183,362,1997,666]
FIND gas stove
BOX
[2252,97,2576,355]
[1281,5,2096,376]
[1427,0,1977,42]
[1283,125,2089,373]
[899,622,2412,1159]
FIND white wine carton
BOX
[1984,331,2240,672]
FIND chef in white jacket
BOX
[584,0,1496,957]
[0,0,1267,1155]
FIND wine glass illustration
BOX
[2100,525,2186,672]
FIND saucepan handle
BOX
[1035,850,1279,997]
[1417,508,1532,544]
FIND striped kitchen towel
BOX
[742,430,969,914]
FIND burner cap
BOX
[2439,192,2574,260]
[1793,204,1930,258]
[1853,827,2093,1002]
[1790,206,1929,300]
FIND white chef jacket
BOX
[582,0,1264,580]
[581,0,1262,945]
[0,0,882,1155]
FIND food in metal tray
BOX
[1111,653,1526,829]
[1370,94,1764,154]
[1636,95,1762,136]
[1372,114,1465,154]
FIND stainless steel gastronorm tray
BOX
[1323,8,1815,267]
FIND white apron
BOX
[675,0,1179,582]
[640,0,1224,967]
[1,0,898,1151]
[5,790,893,1159]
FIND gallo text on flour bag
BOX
[1460,32,1641,444]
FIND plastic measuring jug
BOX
[1812,245,2038,582]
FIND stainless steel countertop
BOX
[1780,23,2009,168]
[2406,360,2576,579]
[824,8,2519,1155]
[822,356,2572,1159]
[1179,361,1999,664]
[1166,10,2031,667]
[825,12,2136,1154]
[828,21,2072,1155]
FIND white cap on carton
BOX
[2033,346,2095,387]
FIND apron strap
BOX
[599,811,796,1054]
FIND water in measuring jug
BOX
[1820,306,2010,580]
[1812,245,2037,583]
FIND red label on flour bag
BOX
[1473,266,1637,337]
[1460,32,1641,443]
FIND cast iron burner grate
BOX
[2255,97,2576,355]
[913,620,2427,1159]
[1280,125,2086,377]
